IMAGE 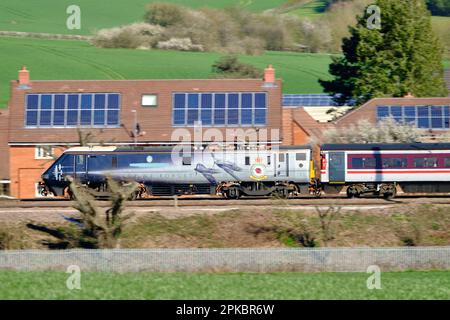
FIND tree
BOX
[426,0,450,16]
[320,0,448,106]
[28,177,137,249]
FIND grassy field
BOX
[0,37,333,107]
[288,0,329,18]
[0,0,290,35]
[0,270,448,299]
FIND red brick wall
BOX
[9,146,65,199]
[282,109,293,145]
[292,122,310,145]
[0,110,9,180]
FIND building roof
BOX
[334,97,450,127]
[292,108,335,141]
[283,94,355,107]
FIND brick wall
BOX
[9,146,64,198]
[281,109,293,145]
[0,110,9,180]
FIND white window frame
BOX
[35,146,53,160]
[141,94,158,107]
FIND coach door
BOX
[277,152,289,177]
[329,152,345,183]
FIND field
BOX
[0,270,448,299]
[0,37,333,107]
[0,0,293,35]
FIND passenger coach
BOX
[320,143,450,198]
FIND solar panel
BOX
[173,92,267,126]
[24,93,121,128]
[282,94,354,107]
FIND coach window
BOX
[267,156,271,165]
[414,157,438,168]
[245,156,250,166]
[141,94,158,107]
[444,158,450,167]
[351,157,376,168]
[382,158,407,168]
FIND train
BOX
[39,143,450,199]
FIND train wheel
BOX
[226,187,240,200]
[346,186,360,199]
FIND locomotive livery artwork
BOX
[39,143,450,199]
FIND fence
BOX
[1,247,450,272]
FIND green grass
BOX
[0,0,289,35]
[0,270,449,299]
[288,0,329,18]
[0,37,333,107]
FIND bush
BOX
[144,2,185,27]
[156,37,204,51]
[211,55,263,78]
[323,118,422,144]
[92,23,164,49]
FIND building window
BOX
[25,93,121,128]
[142,94,158,107]
[376,105,450,130]
[172,92,267,127]
[35,146,53,159]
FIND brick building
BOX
[0,66,283,198]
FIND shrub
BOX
[144,2,185,27]
[323,118,422,144]
[211,55,263,78]
[156,37,204,51]
[92,23,164,49]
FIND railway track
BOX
[2,195,450,208]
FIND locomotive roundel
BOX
[250,157,268,181]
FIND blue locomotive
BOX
[40,145,315,199]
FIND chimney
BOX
[264,64,275,83]
[18,66,30,86]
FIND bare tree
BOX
[28,177,137,249]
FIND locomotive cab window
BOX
[267,156,271,165]
[279,153,285,162]
[414,157,438,168]
[245,156,250,166]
